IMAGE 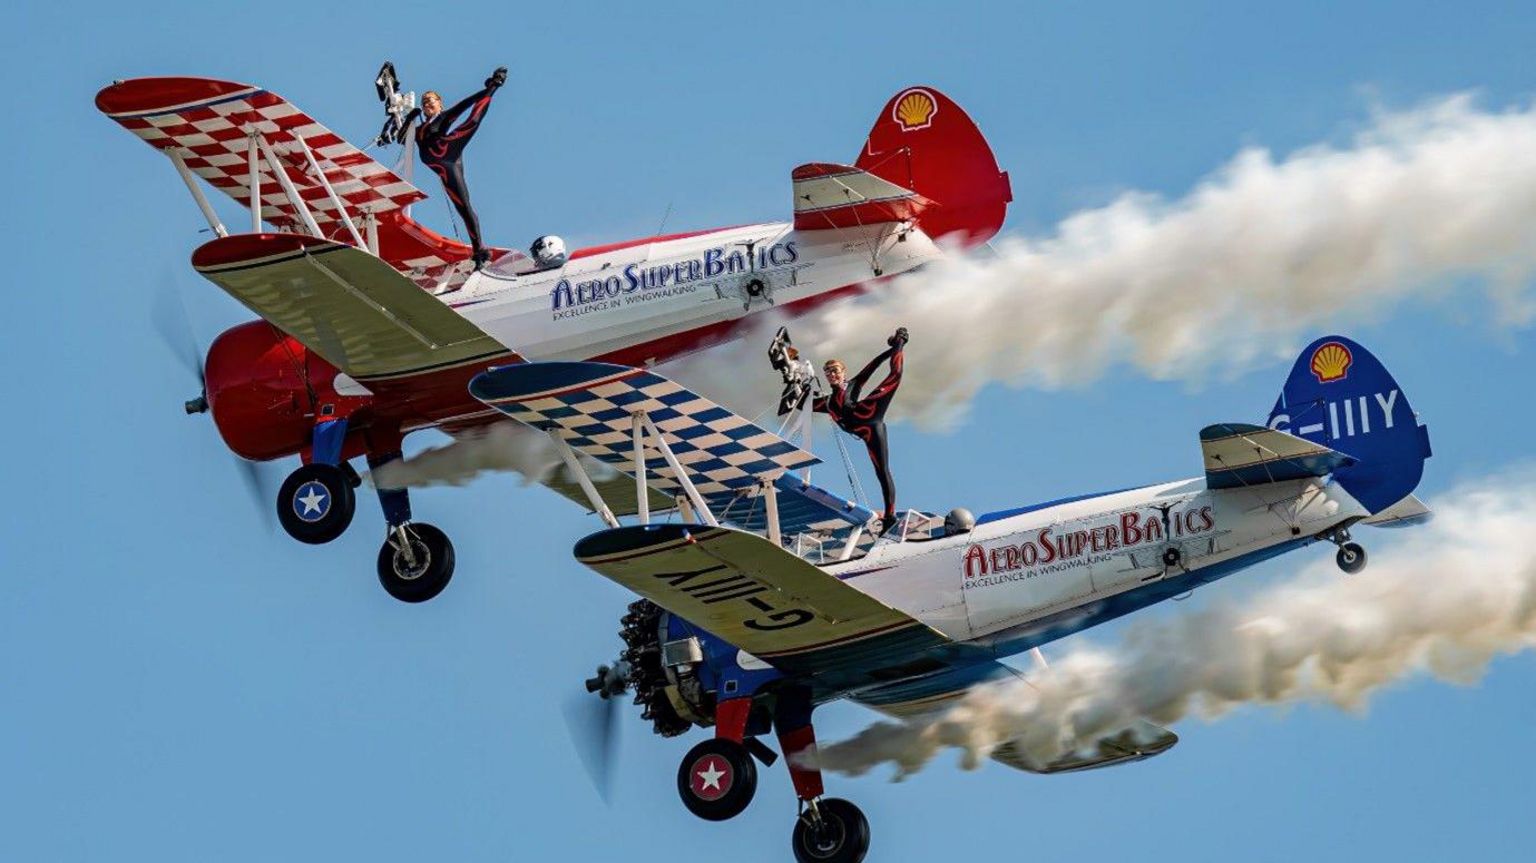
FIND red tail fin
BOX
[855,86,1011,247]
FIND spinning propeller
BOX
[564,661,632,802]
[150,275,277,529]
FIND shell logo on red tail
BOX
[893,88,939,131]
[1310,342,1353,383]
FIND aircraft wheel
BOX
[377,523,455,603]
[1336,542,1367,574]
[792,798,870,863]
[277,463,356,544]
[677,738,757,821]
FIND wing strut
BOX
[638,412,719,527]
[549,430,620,529]
[168,151,227,237]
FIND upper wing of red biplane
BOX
[96,76,503,294]
[96,77,425,233]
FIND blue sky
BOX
[4,2,1534,860]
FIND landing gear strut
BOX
[376,522,455,603]
[676,738,758,821]
[1325,526,1367,574]
[1336,541,1367,574]
[276,462,357,544]
[793,798,871,863]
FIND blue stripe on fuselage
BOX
[848,537,1313,709]
[976,484,1152,526]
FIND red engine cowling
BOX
[203,321,368,461]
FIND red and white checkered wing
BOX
[96,77,426,235]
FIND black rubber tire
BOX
[276,463,356,545]
[793,798,871,863]
[1336,542,1367,574]
[676,738,757,821]
[377,523,455,603]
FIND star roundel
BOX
[293,481,331,522]
[689,754,733,801]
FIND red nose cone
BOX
[204,320,312,461]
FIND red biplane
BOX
[95,73,1011,601]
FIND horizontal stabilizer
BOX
[1201,423,1355,490]
[792,163,931,231]
[469,362,819,497]
[1361,493,1433,528]
[193,233,514,379]
[991,721,1179,774]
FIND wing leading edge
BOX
[193,232,515,380]
[573,523,949,680]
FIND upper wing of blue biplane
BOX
[469,362,819,496]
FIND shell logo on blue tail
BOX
[293,481,331,522]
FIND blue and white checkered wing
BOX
[470,362,820,496]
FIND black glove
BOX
[889,327,909,348]
[486,66,508,90]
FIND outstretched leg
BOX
[429,159,485,262]
[862,422,897,526]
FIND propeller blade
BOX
[150,273,205,384]
[234,457,280,533]
[562,690,622,803]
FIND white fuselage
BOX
[830,477,1367,652]
[443,222,939,363]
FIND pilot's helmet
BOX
[944,507,976,536]
[530,235,568,268]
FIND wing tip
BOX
[191,232,345,271]
[95,76,259,117]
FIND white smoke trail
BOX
[815,473,1536,779]
[369,420,563,489]
[671,93,1536,428]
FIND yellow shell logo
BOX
[1310,342,1353,383]
[893,88,938,131]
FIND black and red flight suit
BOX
[415,67,505,266]
[814,330,907,528]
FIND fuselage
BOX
[824,474,1364,701]
[206,221,941,460]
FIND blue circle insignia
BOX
[293,480,331,522]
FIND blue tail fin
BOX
[1267,336,1431,514]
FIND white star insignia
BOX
[298,487,327,515]
[696,759,726,792]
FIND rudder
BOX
[1267,336,1431,514]
[855,86,1011,248]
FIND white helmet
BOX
[530,235,568,268]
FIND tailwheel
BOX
[377,522,455,603]
[1336,541,1367,574]
[792,798,870,863]
[677,738,757,821]
[277,463,356,544]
